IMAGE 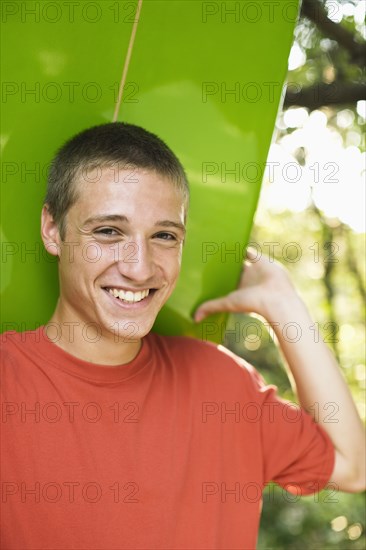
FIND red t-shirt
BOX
[1,327,334,550]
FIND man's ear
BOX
[41,204,61,258]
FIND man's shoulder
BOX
[1,327,43,348]
[1,331,39,388]
[1,328,43,366]
[149,330,231,357]
[148,332,271,398]
[149,331,256,377]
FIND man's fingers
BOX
[245,246,258,260]
[194,296,235,323]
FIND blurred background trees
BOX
[224,0,365,547]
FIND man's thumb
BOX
[193,296,232,323]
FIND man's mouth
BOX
[103,287,156,304]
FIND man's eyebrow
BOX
[155,220,186,235]
[83,215,186,234]
[83,215,129,226]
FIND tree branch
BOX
[284,81,366,110]
[301,0,366,66]
[311,205,340,361]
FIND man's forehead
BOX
[76,164,168,186]
[69,167,185,223]
[69,165,187,227]
[73,165,185,206]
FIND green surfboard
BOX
[1,0,299,341]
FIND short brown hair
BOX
[44,122,189,240]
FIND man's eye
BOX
[155,232,176,241]
[94,228,119,236]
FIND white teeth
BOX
[133,291,143,302]
[107,288,150,303]
[123,290,134,302]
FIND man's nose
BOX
[114,240,156,283]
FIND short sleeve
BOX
[244,363,335,496]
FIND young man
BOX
[1,123,364,549]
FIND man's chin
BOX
[103,316,156,343]
[110,328,148,344]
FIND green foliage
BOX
[224,1,366,546]
[258,484,366,549]
[226,211,366,548]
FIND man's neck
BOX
[45,311,142,367]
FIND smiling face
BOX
[44,166,186,342]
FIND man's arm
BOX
[194,249,366,492]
